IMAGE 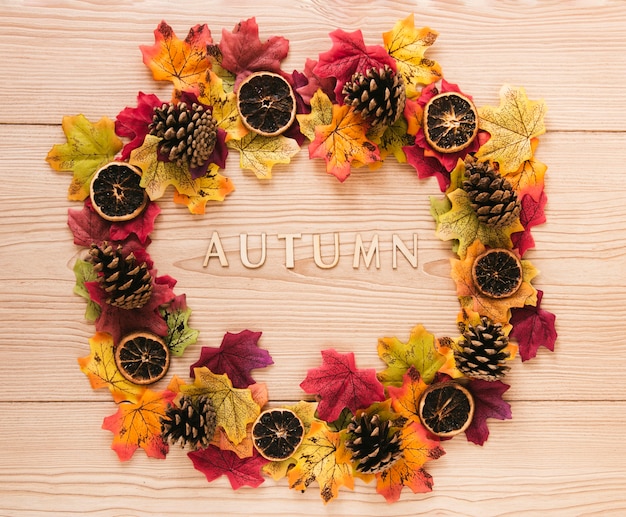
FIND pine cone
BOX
[455,316,511,381]
[463,155,521,228]
[161,395,216,450]
[345,413,402,474]
[342,65,406,127]
[149,101,218,170]
[89,242,153,310]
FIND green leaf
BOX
[227,132,301,179]
[377,324,445,386]
[160,301,199,357]
[73,259,101,322]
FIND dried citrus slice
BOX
[90,162,147,221]
[423,92,478,153]
[252,408,304,461]
[237,71,296,137]
[114,331,170,385]
[472,248,523,299]
[418,382,475,437]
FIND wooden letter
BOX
[240,233,267,269]
[313,233,340,269]
[277,233,302,269]
[392,234,418,269]
[353,234,380,269]
[203,231,229,267]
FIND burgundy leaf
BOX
[300,349,385,422]
[314,29,396,101]
[189,446,269,490]
[403,143,450,192]
[115,92,163,160]
[189,330,273,388]
[220,17,289,88]
[510,290,557,361]
[297,58,337,105]
[68,201,111,247]
[110,201,161,244]
[511,187,548,257]
[464,379,512,446]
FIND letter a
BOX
[203,231,229,267]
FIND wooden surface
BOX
[1,1,626,515]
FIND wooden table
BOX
[1,1,625,515]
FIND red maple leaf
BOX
[109,201,161,245]
[115,92,163,160]
[511,187,548,257]
[464,379,512,445]
[297,58,337,105]
[68,201,110,247]
[189,330,274,388]
[86,270,176,344]
[314,29,396,101]
[300,349,385,422]
[219,17,289,88]
[188,446,269,490]
[510,290,557,361]
[403,143,450,192]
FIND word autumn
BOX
[203,231,420,270]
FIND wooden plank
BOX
[0,1,625,130]
[0,401,624,515]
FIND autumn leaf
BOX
[375,421,444,502]
[451,240,538,323]
[296,89,334,141]
[182,367,260,444]
[434,188,524,259]
[308,103,380,182]
[220,17,289,88]
[382,14,442,98]
[115,92,163,160]
[102,388,175,461]
[190,330,273,388]
[377,324,446,386]
[387,366,429,423]
[314,28,396,100]
[464,379,512,445]
[73,259,101,322]
[109,201,161,245]
[404,143,451,192]
[141,21,213,90]
[189,446,269,489]
[288,420,354,503]
[297,58,337,105]
[511,187,548,257]
[501,138,547,193]
[476,84,547,174]
[510,290,557,362]
[46,114,123,201]
[159,294,199,357]
[227,132,300,179]
[300,349,385,422]
[77,332,143,403]
[370,116,412,163]
[172,165,235,214]
[129,134,197,199]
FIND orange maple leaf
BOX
[375,421,445,502]
[387,367,429,423]
[102,389,175,461]
[141,21,213,90]
[501,138,547,194]
[308,104,380,182]
[451,240,538,323]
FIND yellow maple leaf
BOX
[227,132,301,179]
[197,71,248,141]
[308,104,380,182]
[451,240,538,323]
[383,14,442,98]
[172,164,235,214]
[296,89,334,141]
[77,332,143,403]
[182,367,260,445]
[140,21,213,91]
[288,420,354,503]
[476,84,547,174]
[46,114,123,201]
[501,138,547,192]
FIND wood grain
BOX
[1,1,625,515]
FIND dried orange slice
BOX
[472,248,523,299]
[237,72,296,137]
[114,331,170,385]
[423,92,478,153]
[418,382,474,437]
[90,162,147,222]
[252,408,304,461]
